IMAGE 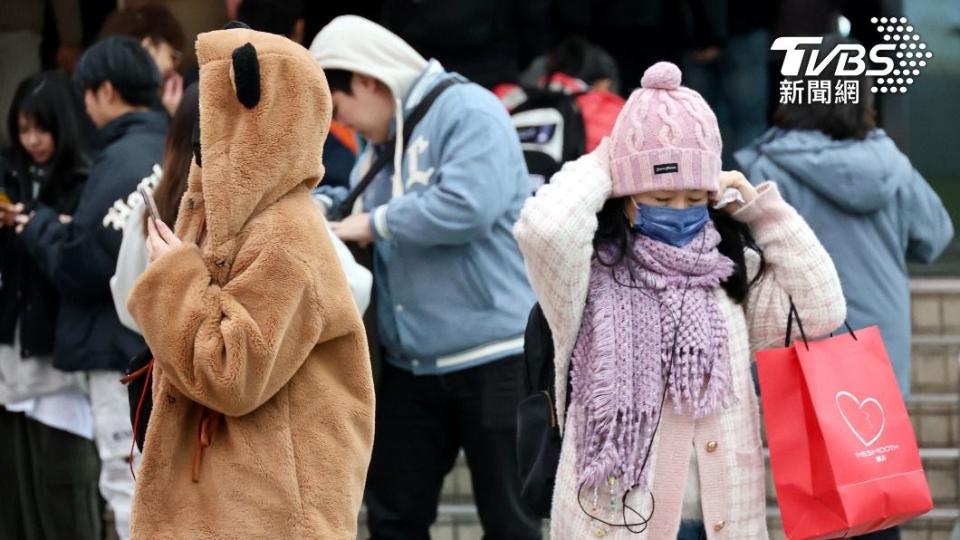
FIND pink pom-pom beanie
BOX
[608,61,722,196]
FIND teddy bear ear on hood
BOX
[221,20,260,109]
[231,42,260,108]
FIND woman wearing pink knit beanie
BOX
[514,62,846,539]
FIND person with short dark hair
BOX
[99,3,185,77]
[736,40,954,519]
[13,35,168,540]
[100,3,187,115]
[310,16,540,539]
[109,82,198,336]
[0,70,100,540]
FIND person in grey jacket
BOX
[735,38,953,404]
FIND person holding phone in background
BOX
[122,25,374,539]
[110,82,198,336]
[0,71,102,540]
[13,36,168,540]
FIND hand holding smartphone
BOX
[138,185,162,224]
[0,190,19,228]
[140,185,183,262]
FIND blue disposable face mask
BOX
[632,203,710,247]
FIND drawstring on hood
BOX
[309,15,428,200]
[393,96,405,199]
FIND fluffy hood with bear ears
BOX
[126,26,373,539]
[180,27,331,254]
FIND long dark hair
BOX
[6,71,90,205]
[143,82,198,235]
[593,197,766,303]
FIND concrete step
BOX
[910,393,960,448]
[911,335,960,395]
[911,280,960,336]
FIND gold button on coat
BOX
[706,441,718,452]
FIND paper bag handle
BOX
[785,296,858,349]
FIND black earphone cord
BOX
[576,231,709,534]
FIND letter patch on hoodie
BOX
[405,135,435,189]
[103,164,162,231]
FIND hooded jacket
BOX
[310,17,535,374]
[736,128,953,397]
[125,28,374,539]
[0,152,88,403]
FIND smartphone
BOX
[137,185,161,223]
[713,187,745,210]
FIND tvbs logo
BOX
[772,17,933,95]
[772,37,897,77]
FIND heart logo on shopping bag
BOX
[835,391,886,447]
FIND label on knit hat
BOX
[654,163,679,175]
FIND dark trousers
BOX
[365,356,542,540]
[0,409,102,540]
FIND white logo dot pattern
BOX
[869,16,932,93]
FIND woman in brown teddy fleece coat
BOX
[125,26,375,539]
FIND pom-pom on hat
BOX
[608,61,722,197]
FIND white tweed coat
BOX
[513,150,846,539]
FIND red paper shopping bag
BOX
[757,304,932,540]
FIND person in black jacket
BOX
[0,71,102,540]
[12,36,168,540]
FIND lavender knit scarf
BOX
[570,222,736,498]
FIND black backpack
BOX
[516,303,569,517]
[509,87,586,194]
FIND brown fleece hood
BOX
[126,26,374,540]
[179,28,331,276]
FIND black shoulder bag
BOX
[516,303,571,517]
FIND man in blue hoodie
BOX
[309,16,540,539]
[15,35,168,540]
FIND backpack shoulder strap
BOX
[334,78,462,219]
